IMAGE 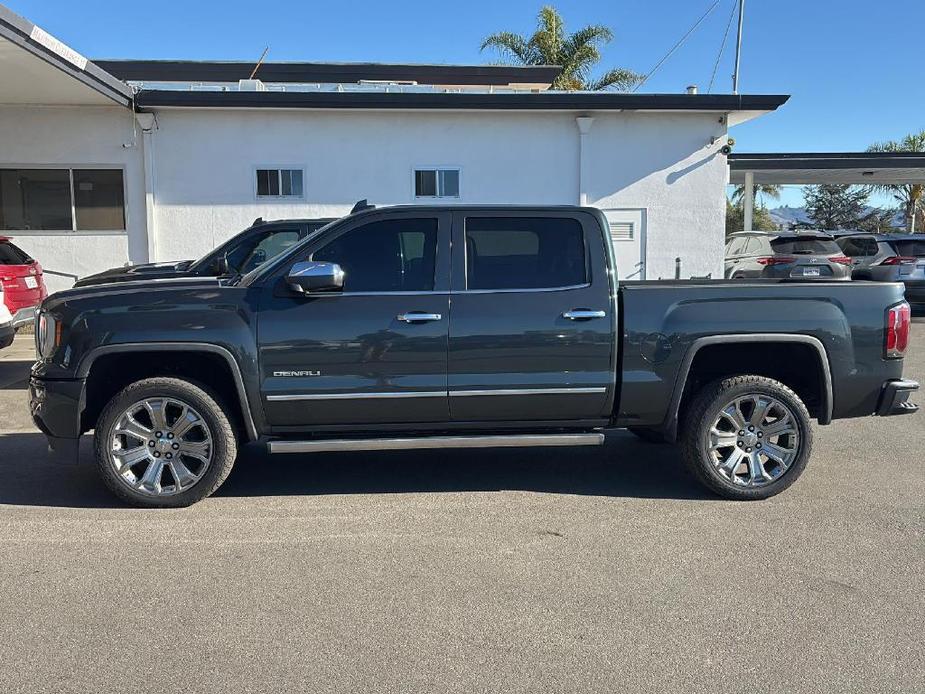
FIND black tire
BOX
[94,377,237,507]
[627,426,667,444]
[680,375,813,500]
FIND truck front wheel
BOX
[94,377,238,507]
[680,375,813,500]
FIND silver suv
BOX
[725,232,852,281]
[835,232,925,306]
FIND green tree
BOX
[868,130,925,232]
[725,199,776,235]
[730,183,782,206]
[803,184,869,229]
[481,6,641,91]
[855,207,899,234]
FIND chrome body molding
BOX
[268,432,605,454]
[266,387,607,402]
[449,387,606,397]
[266,391,446,402]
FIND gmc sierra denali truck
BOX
[29,205,919,507]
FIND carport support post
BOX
[743,171,754,231]
[576,116,594,206]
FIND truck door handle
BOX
[562,309,606,321]
[397,312,443,323]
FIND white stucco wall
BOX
[0,105,147,291]
[1,104,730,286]
[147,108,728,279]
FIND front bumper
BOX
[29,376,85,464]
[876,379,920,416]
[0,322,13,349]
[11,306,36,329]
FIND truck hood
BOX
[44,275,222,311]
[74,260,196,288]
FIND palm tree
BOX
[481,6,641,91]
[731,183,782,206]
[868,130,925,232]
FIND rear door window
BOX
[464,217,587,290]
[0,240,31,265]
[770,237,841,255]
[726,237,747,256]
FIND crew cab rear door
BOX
[447,210,614,422]
[257,211,451,428]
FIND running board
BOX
[267,433,604,454]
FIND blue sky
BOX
[7,0,920,207]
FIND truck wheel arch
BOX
[77,343,260,441]
[664,334,833,442]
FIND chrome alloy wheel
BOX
[109,397,214,496]
[708,394,800,488]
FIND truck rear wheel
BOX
[680,375,813,500]
[94,377,237,507]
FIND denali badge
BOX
[273,370,321,377]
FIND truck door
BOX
[447,211,615,423]
[257,211,451,428]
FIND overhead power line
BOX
[633,0,722,92]
[708,0,739,93]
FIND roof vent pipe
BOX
[686,85,698,94]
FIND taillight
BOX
[878,256,917,266]
[885,302,911,359]
[756,256,796,266]
[830,255,852,265]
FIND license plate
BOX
[801,267,821,277]
[24,276,38,289]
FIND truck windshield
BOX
[770,237,841,255]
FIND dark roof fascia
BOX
[0,5,132,107]
[135,89,789,112]
[730,152,925,170]
[94,59,563,87]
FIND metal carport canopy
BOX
[729,152,925,185]
[0,4,131,107]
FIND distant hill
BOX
[767,206,904,230]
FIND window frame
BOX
[0,163,128,235]
[457,213,592,294]
[412,166,462,200]
[253,166,306,201]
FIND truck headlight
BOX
[36,311,61,358]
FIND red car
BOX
[0,236,47,329]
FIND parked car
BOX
[73,217,335,288]
[0,236,48,329]
[30,204,918,507]
[834,232,925,306]
[724,231,852,280]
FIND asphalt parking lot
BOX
[1,323,923,693]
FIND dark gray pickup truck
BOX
[29,205,919,507]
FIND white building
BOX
[0,4,788,292]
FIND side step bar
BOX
[268,433,604,454]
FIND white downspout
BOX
[576,116,594,205]
[137,112,158,263]
[743,170,755,231]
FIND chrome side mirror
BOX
[286,261,344,293]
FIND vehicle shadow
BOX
[0,431,713,509]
